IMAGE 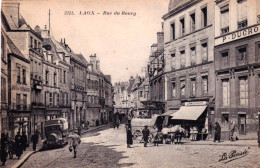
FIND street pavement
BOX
[21,125,260,168]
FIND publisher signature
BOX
[219,147,250,164]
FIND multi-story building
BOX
[2,3,44,138]
[104,75,113,122]
[59,41,87,130]
[1,13,9,136]
[147,31,165,116]
[214,0,260,139]
[163,0,215,135]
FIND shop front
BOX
[169,101,209,140]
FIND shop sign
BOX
[215,24,260,46]
[185,101,207,106]
[11,84,30,92]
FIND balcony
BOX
[31,102,45,108]
[221,27,229,35]
[10,103,31,111]
[238,20,247,30]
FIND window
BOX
[16,94,21,110]
[22,68,26,84]
[201,42,208,63]
[239,77,248,106]
[34,39,37,49]
[140,91,143,97]
[60,70,62,83]
[221,51,229,68]
[180,80,185,97]
[190,47,196,65]
[66,93,69,105]
[38,42,41,52]
[201,7,207,28]
[190,78,196,97]
[57,93,59,105]
[49,93,53,106]
[172,82,176,98]
[54,72,56,86]
[171,23,175,40]
[237,0,247,29]
[46,71,49,85]
[222,114,229,123]
[220,5,229,34]
[23,94,27,110]
[180,18,185,36]
[171,53,176,70]
[62,92,65,105]
[222,79,230,106]
[180,50,186,68]
[202,76,208,95]
[190,13,195,32]
[64,71,66,84]
[237,47,247,65]
[1,34,5,61]
[30,36,33,48]
[17,66,21,83]
[1,77,6,102]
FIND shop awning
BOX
[161,110,178,116]
[170,105,207,120]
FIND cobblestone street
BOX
[21,125,260,168]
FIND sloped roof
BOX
[168,0,192,12]
[43,37,61,61]
[6,34,25,58]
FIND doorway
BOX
[238,114,246,135]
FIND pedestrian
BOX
[77,126,82,136]
[69,133,81,158]
[229,121,235,141]
[126,127,133,148]
[15,132,23,159]
[142,125,150,147]
[6,133,14,159]
[21,131,27,151]
[193,126,198,141]
[31,132,39,151]
[190,126,194,141]
[96,119,99,126]
[153,131,160,147]
[214,122,221,143]
[1,133,8,166]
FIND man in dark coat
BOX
[1,133,8,166]
[214,122,221,143]
[15,132,23,159]
[127,127,133,148]
[142,126,150,147]
[31,132,39,151]
[21,132,27,151]
[229,121,235,141]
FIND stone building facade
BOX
[163,0,216,135]
[214,0,260,139]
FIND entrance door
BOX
[238,114,246,135]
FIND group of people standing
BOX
[214,121,237,143]
[0,131,39,166]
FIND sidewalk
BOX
[4,140,44,168]
[5,123,111,168]
[182,139,258,147]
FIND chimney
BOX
[157,32,164,52]
[64,38,66,45]
[2,3,20,29]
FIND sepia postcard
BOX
[0,0,260,167]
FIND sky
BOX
[2,0,169,84]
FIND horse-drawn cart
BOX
[130,114,160,143]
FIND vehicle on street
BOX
[43,118,69,149]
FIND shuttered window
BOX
[222,79,230,106]
[237,0,247,22]
[171,53,176,70]
[239,77,248,106]
[190,47,196,65]
[180,50,186,68]
[201,43,208,62]
[220,5,229,34]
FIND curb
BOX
[11,151,38,168]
